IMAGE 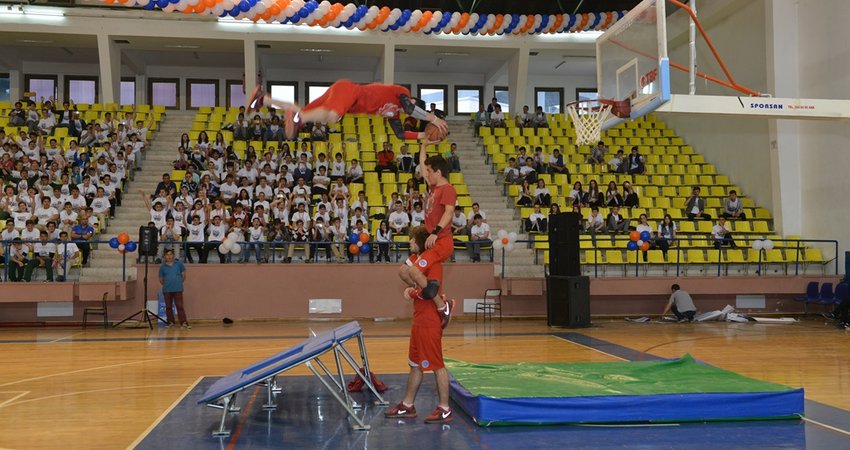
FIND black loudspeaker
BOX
[139,226,158,256]
[548,212,581,276]
[546,275,590,327]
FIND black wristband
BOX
[431,225,442,236]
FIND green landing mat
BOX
[445,355,795,398]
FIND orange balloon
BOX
[601,11,613,29]
[104,0,115,4]
[348,243,360,255]
[204,0,215,8]
[118,232,130,245]
[359,232,370,244]
[577,13,589,31]
[193,4,205,13]
[412,11,432,32]
[628,231,640,242]
[521,15,535,33]
[549,14,564,33]
[268,4,280,15]
[452,12,470,33]
[181,7,193,14]
[640,242,651,252]
[490,14,504,34]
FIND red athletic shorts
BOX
[414,235,453,278]
[408,325,444,372]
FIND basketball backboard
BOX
[596,0,671,128]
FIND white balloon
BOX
[390,8,401,21]
[162,3,177,13]
[508,232,518,242]
[505,243,515,253]
[497,229,508,239]
[636,240,644,247]
[493,240,504,250]
[447,11,460,29]
[212,5,225,16]
[462,13,477,33]
[763,239,775,250]
[255,3,267,14]
[752,240,764,251]
[404,10,421,31]
[218,243,230,254]
[427,11,442,30]
[230,243,242,255]
[118,244,125,251]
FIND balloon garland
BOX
[100,0,625,35]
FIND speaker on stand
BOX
[113,226,165,329]
[546,212,591,327]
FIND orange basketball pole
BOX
[667,0,762,97]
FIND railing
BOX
[1,239,419,283]
[507,237,839,278]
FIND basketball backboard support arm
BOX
[656,95,850,120]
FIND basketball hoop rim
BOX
[566,98,631,119]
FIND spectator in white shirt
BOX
[711,217,737,249]
[388,201,410,234]
[55,231,80,282]
[533,179,552,206]
[450,208,468,235]
[525,204,548,233]
[346,159,364,184]
[24,230,56,281]
[468,214,491,262]
[466,203,487,224]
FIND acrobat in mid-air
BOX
[246,80,449,142]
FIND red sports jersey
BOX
[425,183,457,239]
[301,80,410,120]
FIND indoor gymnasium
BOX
[1,0,849,448]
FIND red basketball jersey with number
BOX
[351,83,411,119]
[425,183,457,238]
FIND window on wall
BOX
[25,75,58,102]
[187,79,218,108]
[535,87,564,114]
[307,82,331,103]
[454,86,482,115]
[0,74,9,103]
[65,77,98,104]
[418,85,448,113]
[148,78,179,108]
[494,86,509,113]
[226,80,244,109]
[120,78,136,106]
[267,81,298,104]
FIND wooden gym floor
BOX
[0,318,848,449]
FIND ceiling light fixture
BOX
[164,44,201,49]
[16,39,54,44]
[436,52,469,57]
[299,48,334,53]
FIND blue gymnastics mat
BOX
[447,355,805,426]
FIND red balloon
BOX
[348,243,360,255]
[640,242,651,252]
[629,231,640,242]
[117,232,130,245]
[359,232,370,244]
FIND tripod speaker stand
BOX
[113,226,165,329]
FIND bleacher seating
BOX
[1,100,165,280]
[189,107,478,261]
[480,112,828,276]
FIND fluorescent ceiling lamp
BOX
[436,52,470,57]
[164,44,201,49]
[16,39,55,44]
[300,48,333,53]
[0,6,66,17]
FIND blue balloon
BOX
[125,241,137,253]
[299,8,310,18]
[640,231,651,241]
[109,237,120,249]
[360,243,372,255]
[229,8,240,17]
[240,2,251,13]
[627,241,639,251]
[349,233,359,244]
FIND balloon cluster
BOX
[348,232,371,255]
[752,239,774,251]
[627,230,651,252]
[493,230,517,252]
[109,232,138,254]
[218,231,244,255]
[103,0,625,35]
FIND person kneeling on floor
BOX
[662,284,697,322]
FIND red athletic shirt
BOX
[425,183,457,238]
[351,83,411,119]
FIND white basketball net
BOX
[567,103,613,146]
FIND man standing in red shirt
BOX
[385,226,454,424]
[397,141,456,328]
[247,80,448,141]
